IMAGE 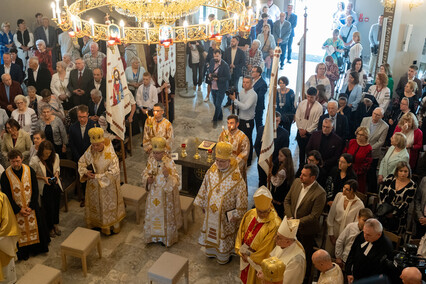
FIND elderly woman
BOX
[50,61,71,109]
[34,39,53,75]
[62,53,75,72]
[243,39,263,77]
[38,105,68,158]
[305,63,332,99]
[0,107,9,135]
[27,85,42,116]
[394,112,423,169]
[322,29,344,64]
[257,24,276,59]
[11,95,38,135]
[326,179,364,256]
[349,32,362,65]
[38,89,65,121]
[344,126,373,193]
[402,81,419,113]
[368,72,391,111]
[340,71,363,112]
[1,118,32,164]
[342,58,367,89]
[125,57,145,95]
[325,55,340,97]
[0,22,14,63]
[276,76,295,133]
[30,140,63,238]
[378,132,409,184]
[379,161,416,234]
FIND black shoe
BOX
[213,121,218,128]
[223,102,231,107]
[287,60,291,64]
[279,66,284,70]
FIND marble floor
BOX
[14,60,317,283]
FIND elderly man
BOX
[273,13,292,69]
[400,267,423,284]
[67,57,94,107]
[360,107,389,192]
[34,17,57,69]
[312,249,344,284]
[306,118,343,172]
[143,102,174,154]
[284,163,326,282]
[83,42,106,71]
[78,126,125,235]
[339,16,357,48]
[0,53,23,83]
[141,137,182,247]
[318,100,349,141]
[194,141,247,264]
[27,56,52,94]
[90,68,106,100]
[346,219,393,283]
[88,89,105,121]
[236,186,281,284]
[0,73,22,115]
[229,76,257,166]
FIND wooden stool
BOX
[180,195,195,233]
[121,184,147,224]
[148,252,189,284]
[60,227,102,277]
[17,264,62,284]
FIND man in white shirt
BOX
[91,68,106,100]
[229,76,257,166]
[312,249,344,284]
[136,72,158,132]
[266,0,281,21]
[295,87,323,170]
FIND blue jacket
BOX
[253,77,268,111]
[340,83,363,111]
[0,63,23,84]
[223,47,245,79]
[285,12,298,37]
[208,59,231,94]
[69,119,95,162]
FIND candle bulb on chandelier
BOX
[249,0,252,7]
[144,22,150,42]
[57,7,62,22]
[89,18,95,37]
[233,13,238,30]
[63,0,67,7]
[183,20,188,41]
[71,15,77,32]
[205,20,210,37]
[256,0,260,19]
[51,2,56,19]
[120,20,125,39]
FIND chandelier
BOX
[51,0,259,46]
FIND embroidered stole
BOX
[148,160,166,238]
[240,217,265,283]
[5,165,40,247]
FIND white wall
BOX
[0,0,51,32]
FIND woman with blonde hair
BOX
[379,63,394,97]
[402,80,419,113]
[305,62,332,99]
[368,72,391,110]
[0,22,14,63]
[349,32,362,63]
[378,132,409,184]
[11,95,38,135]
[394,112,423,169]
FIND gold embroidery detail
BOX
[153,198,161,206]
[210,203,218,213]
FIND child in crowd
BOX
[335,208,374,267]
[263,49,274,80]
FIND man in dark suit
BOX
[0,53,23,83]
[9,48,24,72]
[90,68,107,100]
[34,17,58,70]
[285,4,297,63]
[255,112,290,187]
[208,49,231,128]
[284,163,326,283]
[67,58,94,107]
[395,65,422,99]
[252,66,268,131]
[69,105,95,207]
[306,118,343,172]
[88,89,106,121]
[0,73,22,115]
[273,12,291,69]
[27,56,52,94]
[223,36,245,92]
[255,13,274,36]
[318,100,349,142]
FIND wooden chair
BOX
[356,192,367,207]
[384,230,402,250]
[17,264,62,284]
[60,159,79,212]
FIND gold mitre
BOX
[89,127,104,144]
[215,141,232,159]
[152,137,167,152]
[261,257,285,283]
[253,186,272,211]
[278,216,300,239]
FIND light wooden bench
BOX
[121,184,147,224]
[60,227,102,277]
[17,264,62,284]
[148,252,189,284]
[180,195,195,233]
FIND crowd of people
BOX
[0,3,426,284]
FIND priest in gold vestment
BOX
[218,114,250,181]
[194,141,248,264]
[235,186,281,284]
[78,127,126,235]
[143,103,174,154]
[142,137,182,247]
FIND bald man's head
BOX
[312,249,333,273]
[401,267,422,284]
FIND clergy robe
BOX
[269,241,306,284]
[317,263,344,284]
[218,129,250,182]
[141,154,182,247]
[235,208,281,284]
[194,159,248,264]
[143,117,174,154]
[78,139,126,230]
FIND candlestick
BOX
[206,149,213,163]
[89,18,95,37]
[51,2,56,19]
[120,20,125,39]
[181,144,187,158]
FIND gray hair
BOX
[27,85,37,92]
[36,39,46,47]
[327,100,338,109]
[323,118,333,125]
[401,97,410,105]
[29,56,39,64]
[1,73,11,81]
[374,107,384,116]
[90,89,102,98]
[90,42,99,49]
[62,53,71,59]
[40,104,52,112]
[252,39,261,48]
[130,57,140,64]
[56,60,67,70]
[364,218,383,234]
[14,94,28,105]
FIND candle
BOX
[249,0,252,7]
[120,20,125,39]
[51,2,56,19]
[63,0,68,7]
[144,22,149,42]
[71,16,77,32]
[233,14,238,30]
[256,0,260,19]
[205,20,210,37]
[57,7,62,22]
[183,20,188,41]
[89,18,95,36]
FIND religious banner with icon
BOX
[106,44,132,140]
[157,44,176,84]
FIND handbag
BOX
[375,202,394,217]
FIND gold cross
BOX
[210,203,218,213]
[153,198,161,206]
